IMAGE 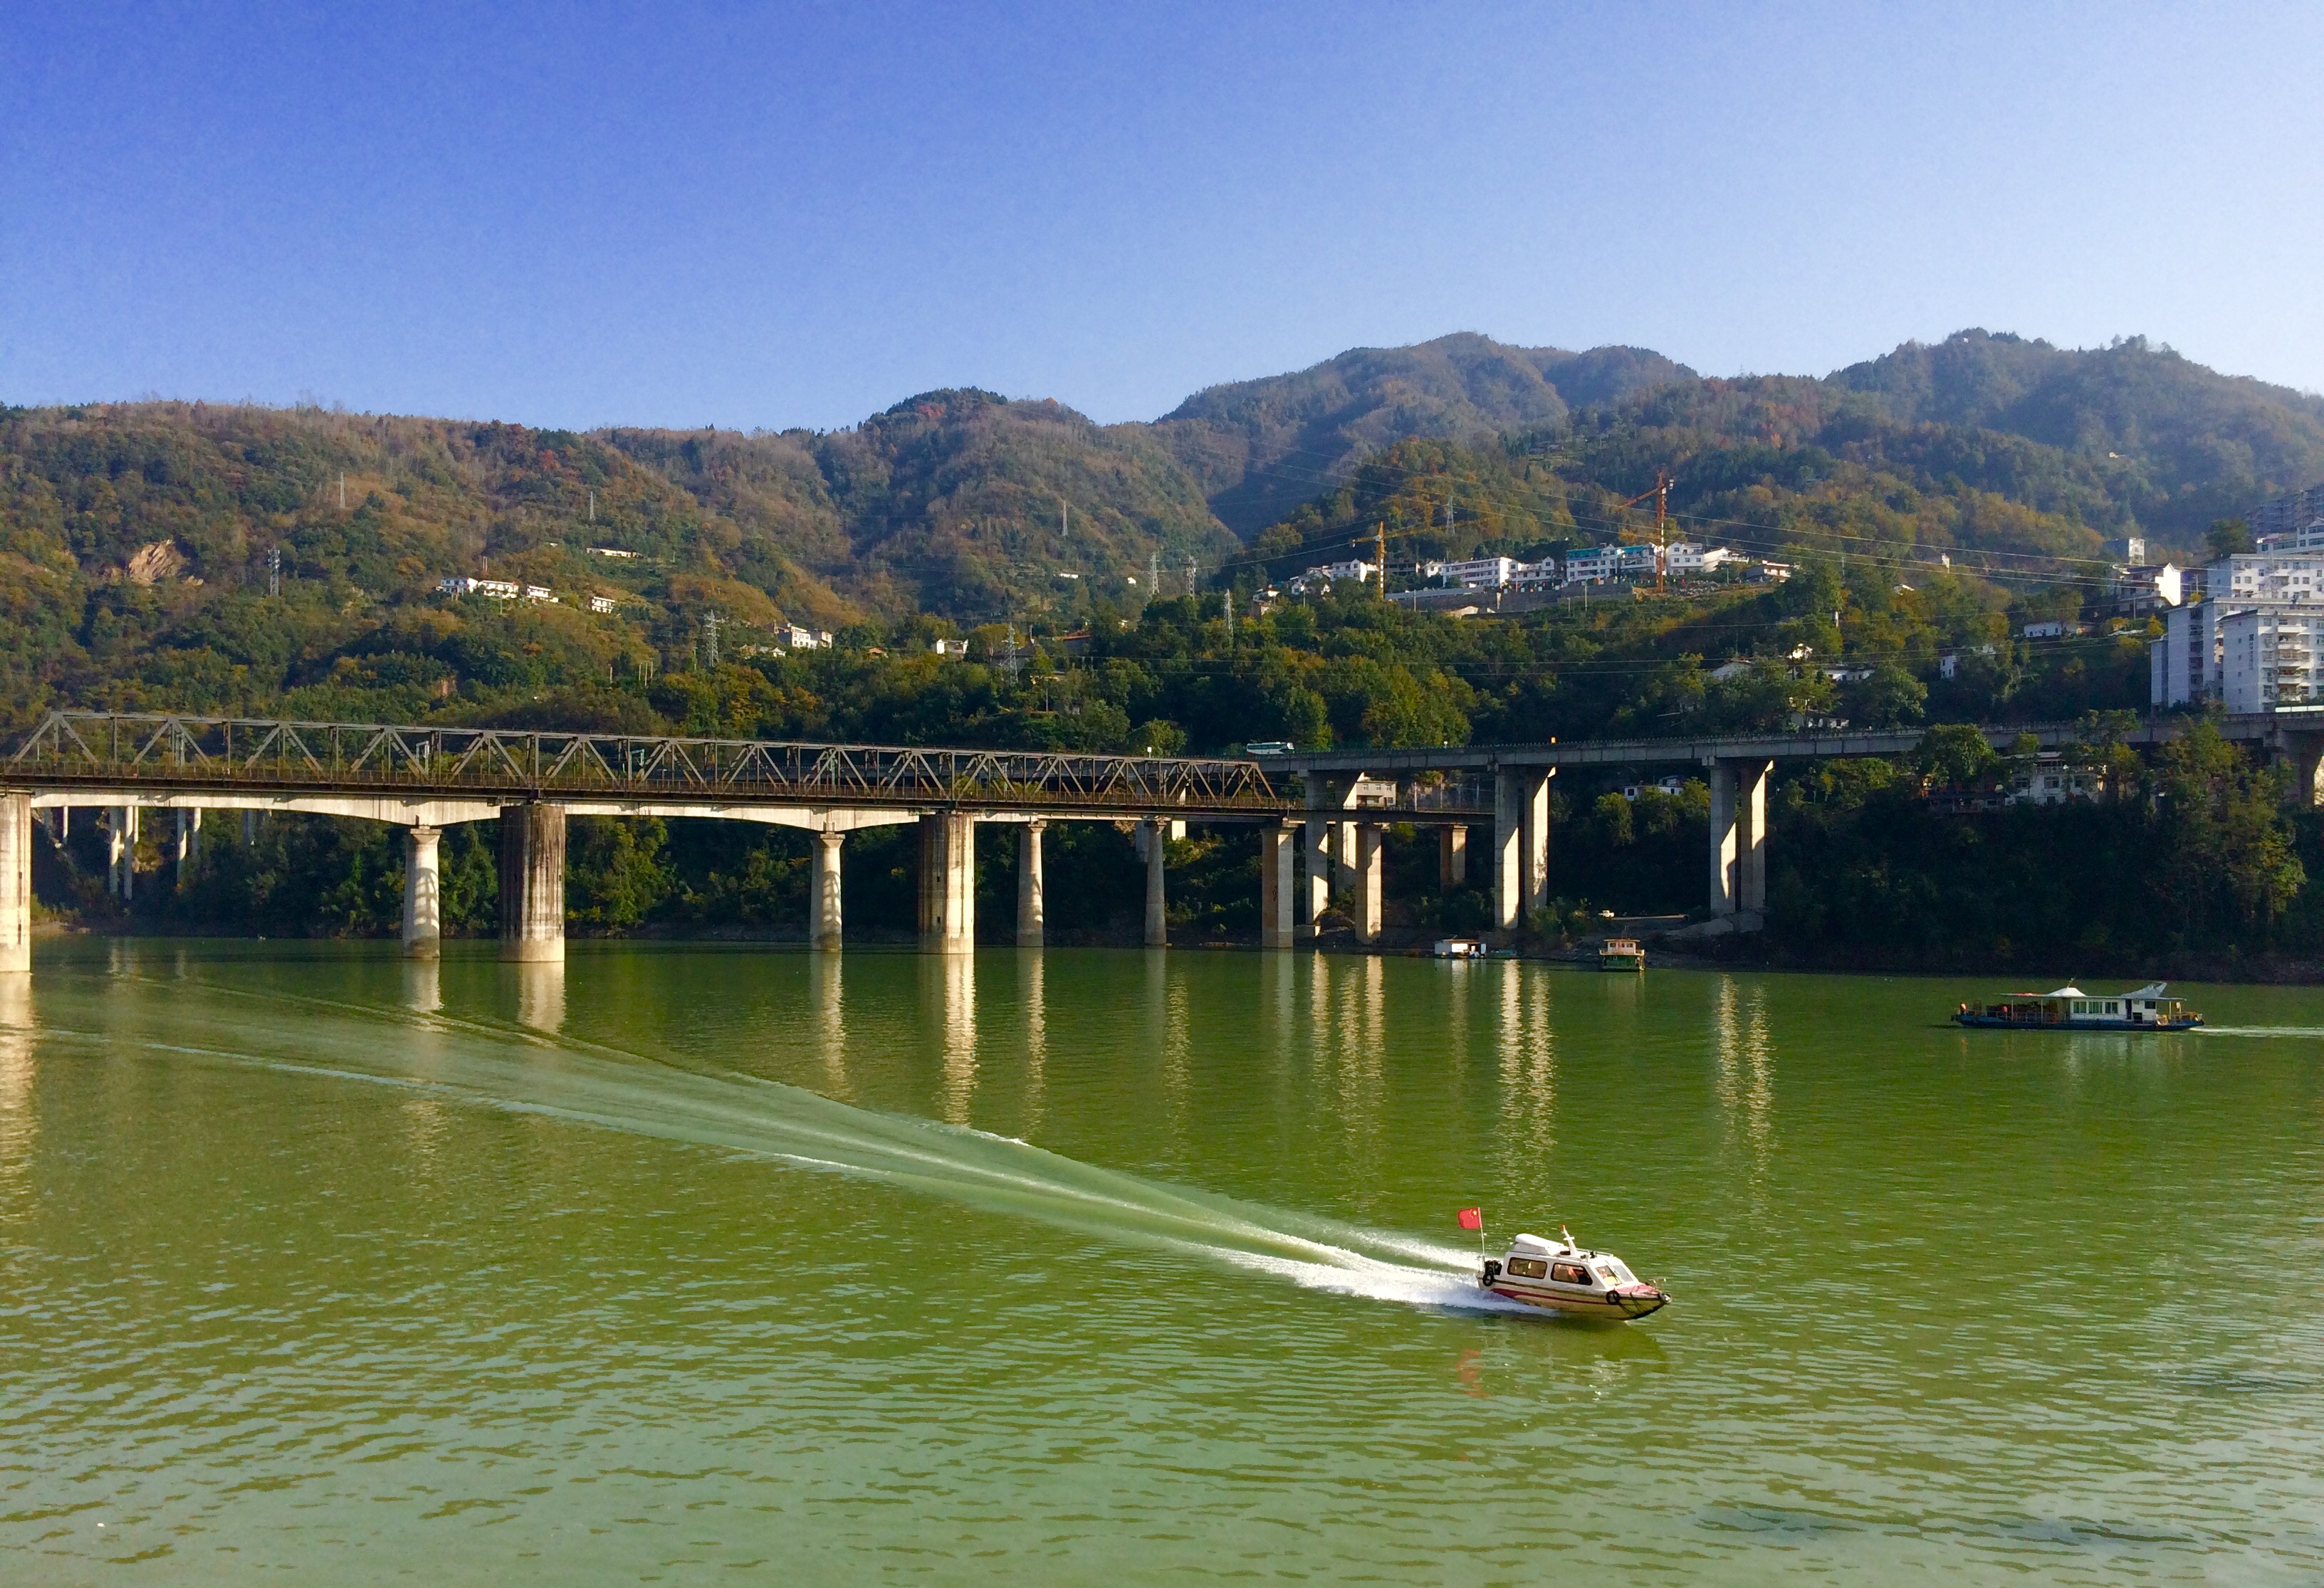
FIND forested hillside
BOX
[13,322,2324,970]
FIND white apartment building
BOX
[1561,545,1620,583]
[438,576,556,603]
[2212,553,2324,601]
[1430,555,1518,589]
[2153,551,2324,708]
[1664,542,1742,575]
[2219,607,2324,713]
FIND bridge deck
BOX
[5,712,1297,819]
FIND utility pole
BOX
[1148,551,1161,602]
[1185,559,1197,599]
[1654,469,1670,593]
[267,547,281,597]
[1376,521,1388,599]
[701,611,723,668]
[588,489,595,523]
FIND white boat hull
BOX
[1485,1278,1668,1319]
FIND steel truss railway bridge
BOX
[0,708,2313,973]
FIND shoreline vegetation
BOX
[12,329,2324,976]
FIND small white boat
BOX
[1480,1228,1668,1320]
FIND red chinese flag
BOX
[1457,1207,1483,1231]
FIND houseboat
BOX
[1955,983,2202,1031]
[1481,1229,1668,1320]
[1598,937,1645,972]
[1433,937,1487,959]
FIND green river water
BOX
[1,940,2320,1584]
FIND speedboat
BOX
[1480,1228,1668,1319]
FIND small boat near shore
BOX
[1598,937,1645,972]
[1955,982,2202,1031]
[1480,1229,1668,1320]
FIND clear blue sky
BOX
[6,3,2320,431]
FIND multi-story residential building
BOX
[2212,552,2324,601]
[1664,542,1742,574]
[2153,551,2324,708]
[2251,484,2324,542]
[1561,545,1621,583]
[2219,606,2324,713]
[1430,556,1518,589]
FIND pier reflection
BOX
[935,952,975,1123]
[812,952,847,1098]
[0,977,32,1172]
[1494,964,1556,1182]
[1714,976,1776,1184]
[401,957,441,1014]
[1016,950,1045,1136]
[512,960,565,1033]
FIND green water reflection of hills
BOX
[1,941,2320,1584]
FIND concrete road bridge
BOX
[1267,710,2321,938]
[0,708,2314,973]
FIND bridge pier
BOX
[1259,824,1294,948]
[108,805,136,900]
[1142,819,1168,947]
[1709,758,1771,920]
[812,830,845,951]
[1353,824,1384,943]
[402,824,442,958]
[1492,769,1549,930]
[2282,732,2324,806]
[918,813,975,955]
[1,792,31,975]
[1015,820,1045,947]
[497,804,566,962]
[174,808,200,883]
[1330,820,1356,899]
[1439,824,1466,888]
[1300,814,1329,938]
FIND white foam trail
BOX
[2192,1026,2324,1038]
[38,977,1523,1319]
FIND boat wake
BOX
[27,977,1542,1320]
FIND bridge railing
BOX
[5,711,1288,813]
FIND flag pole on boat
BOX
[1458,1205,1485,1261]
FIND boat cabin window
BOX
[1505,1257,1548,1280]
[1550,1261,1593,1285]
[1596,1265,1618,1281]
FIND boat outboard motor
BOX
[1480,1259,1502,1287]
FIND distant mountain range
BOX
[5,330,2322,640]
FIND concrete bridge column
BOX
[1015,820,1045,947]
[1492,769,1548,930]
[1354,824,1384,945]
[174,807,200,883]
[1299,816,1329,938]
[918,813,976,955]
[1708,759,1772,919]
[1142,819,1168,947]
[1439,825,1466,888]
[1259,824,1295,948]
[0,792,31,975]
[2283,732,2324,806]
[1330,820,1357,899]
[402,824,442,959]
[810,830,845,951]
[497,803,566,962]
[1522,772,1552,915]
[108,805,137,900]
